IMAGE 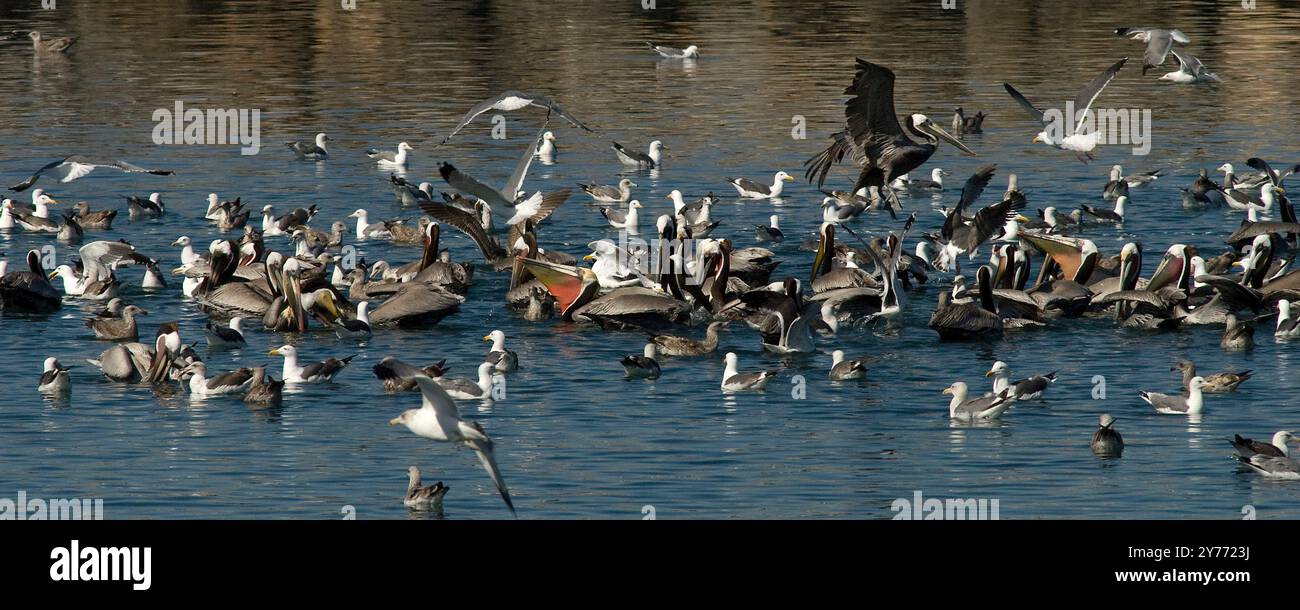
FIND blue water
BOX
[2,0,1300,519]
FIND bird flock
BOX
[6,25,1300,521]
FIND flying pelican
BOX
[804,59,975,208]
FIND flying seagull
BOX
[1003,57,1128,161]
[1114,27,1189,75]
[436,91,593,146]
[10,156,174,192]
[380,358,516,517]
[435,126,572,226]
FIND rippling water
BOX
[2,0,1300,519]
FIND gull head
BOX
[171,236,191,247]
[543,131,556,141]
[683,45,699,57]
[398,142,413,152]
[268,345,296,358]
[985,361,1008,377]
[775,171,793,182]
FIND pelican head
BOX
[910,113,977,156]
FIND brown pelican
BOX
[86,304,147,341]
[404,466,449,510]
[285,133,330,159]
[0,250,61,313]
[622,344,661,379]
[521,258,690,330]
[382,358,516,516]
[38,357,72,393]
[1091,414,1124,457]
[720,352,777,392]
[87,334,174,384]
[367,282,463,328]
[729,278,816,353]
[1172,359,1250,394]
[804,59,975,208]
[928,265,1002,340]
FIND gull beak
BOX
[170,239,182,246]
[783,175,794,182]
[268,348,282,356]
[942,387,953,395]
[583,253,596,261]
[926,122,976,156]
[985,369,995,377]
[388,417,402,426]
[482,334,491,341]
[46,198,59,204]
[47,270,58,279]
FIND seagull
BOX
[181,361,255,396]
[123,193,165,218]
[404,466,449,510]
[437,91,592,146]
[944,382,1014,420]
[1160,50,1222,84]
[621,343,661,379]
[579,178,636,203]
[1004,57,1128,161]
[755,215,784,243]
[1114,27,1190,74]
[28,31,76,54]
[334,301,373,339]
[1091,414,1124,457]
[1237,454,1300,479]
[599,200,643,232]
[828,350,870,380]
[536,131,557,158]
[268,345,355,383]
[646,42,699,59]
[366,142,413,168]
[720,352,777,392]
[9,156,174,192]
[484,330,519,373]
[727,171,793,199]
[382,358,516,516]
[285,133,330,160]
[204,317,247,347]
[38,357,72,393]
[612,141,665,168]
[1231,431,1298,458]
[436,128,571,226]
[1140,376,1205,415]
